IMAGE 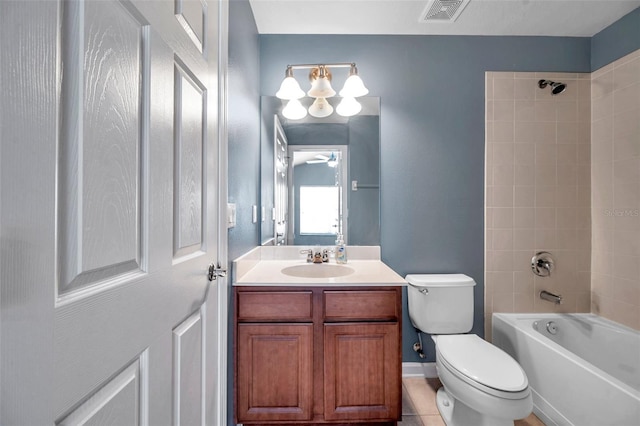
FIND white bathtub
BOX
[492,313,640,426]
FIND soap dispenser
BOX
[335,234,347,264]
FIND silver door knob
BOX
[207,263,227,281]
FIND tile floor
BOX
[399,377,546,426]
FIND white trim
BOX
[402,362,438,378]
[215,0,229,425]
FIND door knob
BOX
[207,263,227,281]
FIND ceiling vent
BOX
[420,0,471,23]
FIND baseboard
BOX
[402,362,437,378]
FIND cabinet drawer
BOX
[237,291,313,321]
[324,290,399,321]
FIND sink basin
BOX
[281,264,355,278]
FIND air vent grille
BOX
[420,0,471,23]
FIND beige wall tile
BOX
[591,69,614,98]
[513,207,535,228]
[534,100,556,122]
[515,100,536,122]
[514,186,535,207]
[486,57,639,332]
[557,144,577,165]
[494,78,515,100]
[592,93,614,121]
[513,228,535,250]
[493,185,514,207]
[493,143,514,164]
[514,165,535,186]
[535,185,556,207]
[494,100,515,121]
[492,207,514,228]
[494,121,515,143]
[514,79,536,100]
[613,57,640,91]
[613,83,640,115]
[514,144,535,165]
[535,144,557,165]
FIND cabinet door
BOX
[324,323,401,421]
[237,324,313,422]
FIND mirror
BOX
[260,96,380,246]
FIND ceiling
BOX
[249,0,640,37]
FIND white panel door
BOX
[0,0,225,424]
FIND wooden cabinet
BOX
[236,324,313,422]
[324,323,400,421]
[234,286,402,425]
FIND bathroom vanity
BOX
[233,247,405,425]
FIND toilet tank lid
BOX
[405,274,476,287]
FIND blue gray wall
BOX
[227,1,259,423]
[591,7,640,71]
[348,115,381,246]
[259,35,591,361]
[228,0,260,263]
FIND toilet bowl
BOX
[405,274,533,426]
[434,334,532,426]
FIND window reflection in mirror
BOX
[260,96,380,246]
[290,146,347,246]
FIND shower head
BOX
[538,79,567,95]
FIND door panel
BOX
[174,59,205,258]
[175,0,207,53]
[173,311,203,426]
[57,357,145,425]
[58,0,146,295]
[0,0,224,424]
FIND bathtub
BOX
[492,313,640,426]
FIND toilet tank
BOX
[405,274,476,334]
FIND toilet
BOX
[406,274,532,426]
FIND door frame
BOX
[215,0,230,425]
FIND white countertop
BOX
[233,246,406,287]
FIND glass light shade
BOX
[282,99,307,120]
[336,97,362,117]
[276,76,305,100]
[307,76,336,98]
[308,97,334,118]
[339,75,369,97]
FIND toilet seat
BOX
[436,334,529,399]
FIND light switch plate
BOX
[227,203,236,228]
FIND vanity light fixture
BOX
[277,62,368,120]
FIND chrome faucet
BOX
[300,248,331,263]
[540,290,563,304]
[532,251,555,277]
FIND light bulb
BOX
[339,65,368,97]
[308,97,334,118]
[276,76,304,100]
[282,99,307,120]
[336,97,362,117]
[307,66,336,98]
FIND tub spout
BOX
[540,290,563,304]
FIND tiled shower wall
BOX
[590,49,640,331]
[485,72,592,339]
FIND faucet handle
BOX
[531,251,555,277]
[322,249,332,263]
[299,249,314,263]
